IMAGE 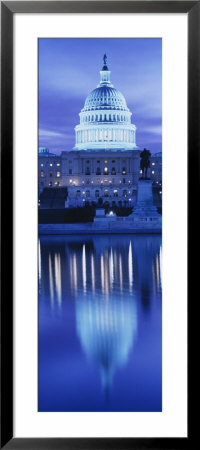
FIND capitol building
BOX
[39,56,162,208]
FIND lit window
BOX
[104,190,109,197]
[40,163,44,167]
[40,171,44,177]
[56,171,61,177]
[152,171,155,174]
[49,182,52,186]
[57,163,60,166]
[152,162,155,166]
[140,170,142,174]
[113,190,118,197]
[69,179,72,183]
[49,163,53,167]
[104,160,108,164]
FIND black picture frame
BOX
[0,1,198,449]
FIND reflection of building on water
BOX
[39,235,161,310]
[39,236,161,393]
[75,292,137,394]
[133,236,161,309]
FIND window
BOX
[40,163,44,167]
[49,171,53,177]
[40,171,44,177]
[111,167,116,175]
[122,167,126,175]
[86,190,90,197]
[69,169,72,174]
[112,160,115,163]
[56,171,61,177]
[152,171,155,174]
[49,163,53,167]
[123,190,127,197]
[123,178,126,184]
[104,190,109,197]
[76,190,81,197]
[104,167,109,174]
[49,181,52,186]
[57,163,60,167]
[152,162,155,166]
[96,168,101,175]
[113,190,118,197]
[95,190,100,198]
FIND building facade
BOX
[39,57,162,208]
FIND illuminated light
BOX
[48,254,54,307]
[104,254,109,298]
[40,163,44,167]
[160,246,162,288]
[159,191,162,194]
[100,254,105,293]
[119,254,123,292]
[128,241,133,292]
[73,253,77,294]
[57,163,60,166]
[156,254,160,291]
[152,171,155,174]
[55,253,62,307]
[152,162,155,166]
[38,240,41,284]
[69,179,72,183]
[91,254,95,293]
[140,170,142,174]
[109,248,114,286]
[82,244,86,293]
[129,198,132,201]
[83,199,85,202]
[50,163,53,167]
[109,211,114,216]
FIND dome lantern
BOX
[98,54,113,87]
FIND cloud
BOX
[39,129,65,138]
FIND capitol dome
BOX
[74,55,137,151]
[83,86,129,112]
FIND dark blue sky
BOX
[39,38,162,154]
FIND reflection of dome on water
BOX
[76,293,137,393]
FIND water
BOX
[39,235,162,412]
